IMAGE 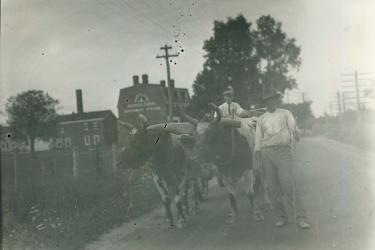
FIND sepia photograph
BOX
[1,0,375,249]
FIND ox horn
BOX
[138,113,148,127]
[209,102,221,123]
[147,122,195,135]
[179,106,199,126]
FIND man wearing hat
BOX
[216,86,250,118]
[254,91,311,229]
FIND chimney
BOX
[160,80,166,87]
[76,89,83,114]
[133,75,139,86]
[142,74,148,84]
[170,79,175,88]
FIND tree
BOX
[5,90,59,155]
[281,101,314,129]
[190,14,301,116]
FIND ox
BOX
[182,104,268,223]
[117,114,203,230]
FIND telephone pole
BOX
[330,102,334,116]
[341,71,372,111]
[354,71,360,110]
[157,45,179,121]
[337,91,343,123]
[342,92,346,112]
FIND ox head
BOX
[118,114,195,169]
[182,103,241,165]
[117,114,152,169]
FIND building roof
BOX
[56,110,116,122]
[118,83,190,108]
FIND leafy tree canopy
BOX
[5,90,59,154]
[190,14,301,116]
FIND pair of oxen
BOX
[117,104,269,230]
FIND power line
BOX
[340,71,373,111]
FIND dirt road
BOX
[83,137,375,250]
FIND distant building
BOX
[1,90,118,153]
[0,126,29,152]
[117,74,190,125]
[51,90,117,150]
[0,126,49,153]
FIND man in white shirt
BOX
[216,86,250,119]
[254,91,310,229]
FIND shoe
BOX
[297,219,311,229]
[275,219,287,228]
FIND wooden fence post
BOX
[13,149,18,190]
[95,145,102,176]
[112,143,117,173]
[73,147,79,178]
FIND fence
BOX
[1,145,160,250]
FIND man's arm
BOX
[235,103,251,118]
[254,117,263,169]
[285,110,297,142]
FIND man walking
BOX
[254,91,310,229]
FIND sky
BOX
[1,0,375,121]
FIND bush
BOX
[1,149,160,250]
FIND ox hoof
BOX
[176,219,187,229]
[252,211,264,222]
[161,219,174,231]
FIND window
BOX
[83,122,89,131]
[1,142,5,150]
[93,135,100,145]
[59,126,64,134]
[93,121,99,130]
[56,138,63,148]
[84,135,91,146]
[65,137,71,147]
[49,138,54,149]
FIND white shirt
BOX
[254,108,296,152]
[215,102,245,119]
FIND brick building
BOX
[50,90,117,150]
[117,74,190,125]
[117,74,190,145]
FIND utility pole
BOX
[337,91,343,124]
[336,92,342,115]
[330,102,334,116]
[157,45,179,121]
[302,92,306,102]
[342,92,346,113]
[354,71,361,111]
[341,70,372,111]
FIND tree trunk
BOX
[30,136,36,158]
